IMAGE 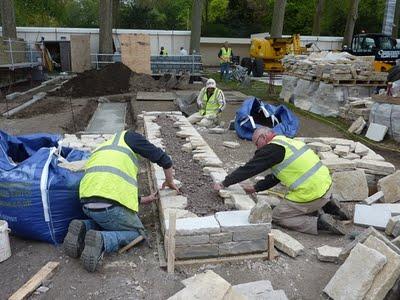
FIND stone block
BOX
[348,116,366,134]
[255,194,281,208]
[321,158,356,172]
[165,215,220,236]
[363,236,400,300]
[316,245,342,263]
[378,171,400,204]
[233,228,269,241]
[334,145,350,156]
[271,229,304,258]
[199,158,224,168]
[208,128,226,134]
[219,239,267,255]
[175,234,210,246]
[363,153,385,161]
[248,199,272,223]
[354,142,370,156]
[215,210,270,233]
[231,194,255,210]
[392,236,400,248]
[209,232,233,243]
[364,191,384,205]
[324,243,387,300]
[328,138,356,151]
[342,152,360,160]
[210,171,228,183]
[354,204,391,229]
[223,141,240,149]
[159,188,179,198]
[203,166,226,175]
[331,169,368,202]
[181,142,192,152]
[307,141,331,152]
[163,208,197,221]
[231,280,273,298]
[160,195,187,210]
[318,151,339,160]
[354,159,395,175]
[386,216,400,236]
[175,244,219,259]
[366,123,388,142]
[392,222,400,237]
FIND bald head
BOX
[252,127,276,149]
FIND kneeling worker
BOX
[64,130,179,272]
[214,127,348,235]
[188,78,226,127]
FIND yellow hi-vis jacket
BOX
[79,131,140,212]
[220,47,232,63]
[200,87,222,116]
[270,135,331,203]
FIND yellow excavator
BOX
[241,34,306,76]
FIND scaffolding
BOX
[0,38,42,70]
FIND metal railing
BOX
[1,38,42,70]
[150,54,203,75]
[91,53,121,69]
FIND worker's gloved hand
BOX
[140,191,159,205]
[213,182,224,191]
[242,184,256,195]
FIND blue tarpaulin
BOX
[0,131,89,244]
[234,97,299,140]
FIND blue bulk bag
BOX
[0,131,89,244]
[234,97,299,140]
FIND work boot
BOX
[322,198,352,220]
[317,213,347,235]
[63,220,87,258]
[80,230,104,272]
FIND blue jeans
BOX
[220,62,230,80]
[82,206,143,253]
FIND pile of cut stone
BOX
[339,96,374,122]
[282,51,387,82]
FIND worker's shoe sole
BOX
[318,214,347,235]
[63,220,87,258]
[80,230,104,272]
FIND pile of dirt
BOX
[158,115,232,216]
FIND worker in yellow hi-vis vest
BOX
[218,41,233,81]
[214,127,350,236]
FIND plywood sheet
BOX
[120,34,151,74]
[70,35,91,73]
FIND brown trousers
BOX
[272,188,332,235]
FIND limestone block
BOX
[208,128,226,134]
[366,123,388,142]
[321,158,356,172]
[316,245,342,263]
[255,194,281,208]
[364,191,384,205]
[392,222,400,237]
[328,138,356,151]
[219,240,267,255]
[159,188,179,198]
[271,229,304,258]
[233,228,269,241]
[248,199,272,224]
[210,172,228,183]
[378,171,400,203]
[175,234,210,246]
[231,280,273,298]
[363,153,385,161]
[324,243,387,300]
[307,141,331,152]
[348,116,366,134]
[210,232,233,243]
[354,204,391,229]
[318,151,339,160]
[354,142,370,156]
[331,170,368,202]
[385,216,400,236]
[354,159,395,176]
[223,141,240,149]
[199,158,224,168]
[160,195,187,210]
[165,215,220,236]
[363,236,400,300]
[163,208,197,221]
[342,152,360,160]
[215,210,270,233]
[334,145,350,156]
[231,194,256,210]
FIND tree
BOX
[270,0,287,38]
[343,0,360,47]
[393,0,400,39]
[312,0,325,36]
[113,0,120,28]
[99,0,113,55]
[1,0,17,38]
[190,0,203,54]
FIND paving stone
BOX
[160,195,187,210]
[342,152,360,160]
[209,232,233,243]
[232,280,273,298]
[334,145,350,156]
[231,194,256,210]
[366,123,388,142]
[378,171,400,204]
[354,204,392,229]
[271,229,304,258]
[321,158,356,172]
[364,236,400,300]
[219,239,267,255]
[324,243,387,300]
[318,151,339,160]
[348,116,366,134]
[364,191,384,205]
[255,194,281,208]
[215,210,270,233]
[165,215,220,236]
[354,142,370,156]
[307,141,331,152]
[249,199,272,223]
[223,141,240,149]
[316,245,342,263]
[331,170,368,202]
[175,234,210,246]
[354,159,396,175]
[163,208,197,220]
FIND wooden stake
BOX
[268,233,275,261]
[118,235,144,254]
[9,261,59,300]
[167,212,177,274]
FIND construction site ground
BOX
[1,83,400,299]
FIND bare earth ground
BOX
[1,96,400,300]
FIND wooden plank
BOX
[167,211,176,274]
[9,261,60,300]
[118,235,144,254]
[70,35,91,73]
[120,34,151,74]
[174,252,269,266]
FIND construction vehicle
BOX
[241,34,306,76]
[343,33,400,72]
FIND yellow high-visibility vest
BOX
[200,87,222,116]
[220,47,232,63]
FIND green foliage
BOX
[64,0,98,28]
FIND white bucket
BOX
[0,220,11,262]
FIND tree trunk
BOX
[392,0,400,39]
[270,0,287,38]
[113,0,120,29]
[190,0,203,54]
[312,0,325,36]
[99,0,114,56]
[342,0,360,48]
[0,0,17,39]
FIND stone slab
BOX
[249,199,272,224]
[231,280,273,299]
[354,142,370,156]
[165,215,220,236]
[318,151,339,160]
[163,208,197,220]
[366,123,388,142]
[324,243,387,300]
[316,245,342,263]
[354,204,392,229]
[175,234,210,246]
[219,239,267,255]
[175,244,219,259]
[233,228,270,241]
[209,232,233,243]
[364,236,400,300]
[223,141,240,149]
[255,195,281,208]
[231,194,256,210]
[215,210,270,232]
[364,191,384,205]
[331,169,368,202]
[160,195,188,210]
[271,229,304,258]
[85,103,126,133]
[378,171,400,204]
[348,116,366,134]
[137,91,176,101]
[385,216,400,236]
[307,141,331,152]
[321,158,356,172]
[392,236,400,248]
[354,159,396,175]
[334,145,350,156]
[372,204,400,216]
[342,152,360,160]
